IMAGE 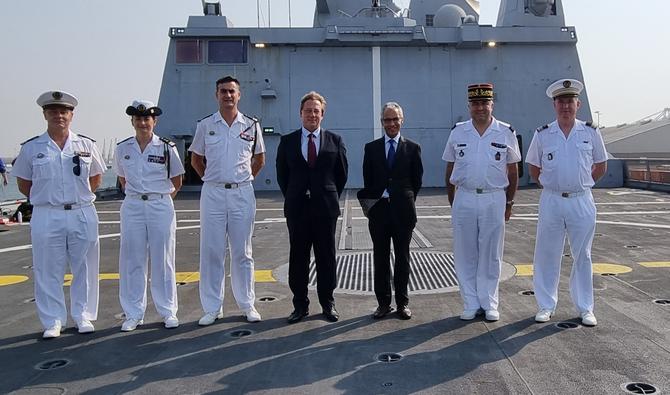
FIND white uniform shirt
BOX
[525,119,607,192]
[189,111,266,183]
[113,134,185,195]
[442,118,522,190]
[12,131,106,206]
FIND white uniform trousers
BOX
[533,190,596,314]
[199,182,256,313]
[119,196,178,320]
[30,205,100,329]
[452,189,506,311]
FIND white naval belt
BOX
[458,187,504,194]
[208,180,251,189]
[544,189,588,198]
[125,193,168,201]
[39,202,93,210]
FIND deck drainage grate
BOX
[22,265,32,269]
[601,273,617,276]
[229,329,253,338]
[176,282,188,286]
[555,322,580,329]
[382,383,393,387]
[518,290,535,296]
[653,299,670,305]
[622,382,658,394]
[625,245,640,249]
[36,359,70,370]
[309,251,459,294]
[258,296,277,302]
[23,298,35,304]
[376,352,403,363]
[594,233,603,237]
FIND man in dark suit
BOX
[276,91,348,324]
[359,102,423,320]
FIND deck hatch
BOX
[308,251,459,294]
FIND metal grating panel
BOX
[308,251,459,295]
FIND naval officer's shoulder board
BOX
[20,136,39,145]
[498,120,515,133]
[117,136,133,145]
[78,134,96,142]
[197,113,215,123]
[159,136,176,180]
[242,114,260,154]
[585,121,598,130]
[536,124,549,133]
[451,120,468,131]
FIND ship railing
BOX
[622,158,670,192]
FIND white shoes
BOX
[121,318,144,332]
[43,322,62,339]
[460,309,482,321]
[485,310,500,322]
[199,308,224,326]
[164,315,179,329]
[76,319,95,334]
[244,307,262,323]
[580,311,598,326]
[535,309,553,323]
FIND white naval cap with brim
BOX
[546,78,584,99]
[36,90,78,109]
[125,99,162,116]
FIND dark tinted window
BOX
[208,40,247,64]
[176,40,202,63]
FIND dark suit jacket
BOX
[276,129,348,218]
[360,135,423,224]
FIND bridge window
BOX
[425,14,434,26]
[175,39,203,64]
[208,40,248,64]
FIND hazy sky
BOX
[1,0,668,156]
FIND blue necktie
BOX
[387,139,396,169]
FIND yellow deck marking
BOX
[593,263,632,274]
[255,270,276,282]
[4,270,275,287]
[0,275,29,286]
[175,272,200,283]
[639,262,670,268]
[515,263,632,276]
[514,265,534,276]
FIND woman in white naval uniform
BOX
[13,90,106,339]
[443,83,521,322]
[526,79,607,327]
[114,100,185,331]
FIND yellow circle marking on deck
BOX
[175,272,200,283]
[514,264,534,276]
[255,270,276,282]
[593,263,632,274]
[63,273,120,286]
[639,261,670,268]
[0,275,29,286]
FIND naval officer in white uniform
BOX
[526,79,607,327]
[114,100,184,331]
[13,90,106,338]
[443,83,521,322]
[189,76,266,325]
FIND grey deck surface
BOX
[1,187,669,394]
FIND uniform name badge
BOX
[148,155,166,164]
[74,151,91,157]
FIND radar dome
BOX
[433,4,467,27]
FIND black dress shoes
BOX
[372,305,395,319]
[287,309,309,324]
[322,307,340,322]
[397,306,412,320]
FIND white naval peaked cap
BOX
[125,99,162,116]
[546,79,584,99]
[36,90,78,109]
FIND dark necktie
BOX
[387,139,396,169]
[307,133,317,168]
